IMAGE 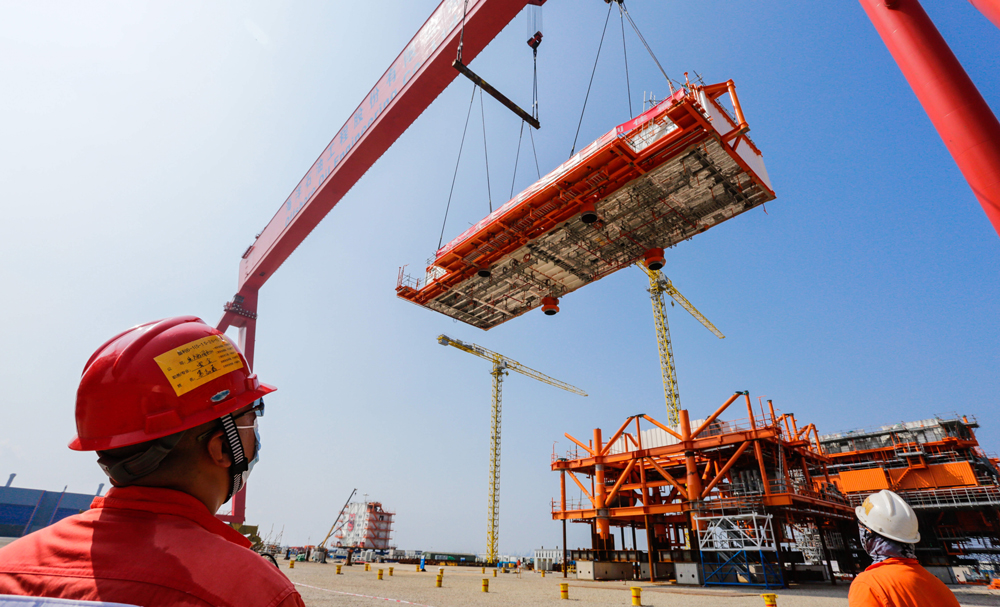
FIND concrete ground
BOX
[283,561,1000,607]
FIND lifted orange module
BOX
[397,79,775,330]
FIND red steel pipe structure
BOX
[214,0,546,524]
[969,0,1000,30]
[860,0,1000,237]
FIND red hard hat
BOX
[70,316,275,451]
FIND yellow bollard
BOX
[336,565,342,575]
[389,567,394,577]
[631,587,642,606]
[493,569,497,577]
[560,583,569,600]
[482,578,489,593]
[435,574,443,588]
[365,563,370,571]
[416,564,421,572]
[288,559,295,569]
[377,569,384,580]
[541,570,546,578]
[761,594,778,607]
[481,567,486,574]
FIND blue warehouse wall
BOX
[0,484,101,537]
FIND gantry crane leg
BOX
[487,361,505,564]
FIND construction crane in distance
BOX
[437,334,586,564]
[638,263,724,425]
[316,488,357,562]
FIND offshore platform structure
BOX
[820,416,1000,581]
[438,335,586,563]
[552,392,857,587]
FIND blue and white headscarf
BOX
[860,524,917,563]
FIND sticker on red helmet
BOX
[153,335,245,396]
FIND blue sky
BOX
[1,1,998,554]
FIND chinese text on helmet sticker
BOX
[153,335,245,396]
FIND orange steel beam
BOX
[644,457,688,499]
[744,392,756,429]
[553,427,780,469]
[560,470,566,512]
[565,433,595,456]
[640,415,683,442]
[593,427,610,539]
[680,410,703,500]
[605,459,638,505]
[691,392,742,439]
[619,478,682,492]
[754,437,771,496]
[565,470,595,506]
[796,423,814,441]
[600,416,637,457]
[701,440,753,498]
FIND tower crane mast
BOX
[638,264,724,424]
[437,334,585,563]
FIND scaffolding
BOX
[696,513,783,588]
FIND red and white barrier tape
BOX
[294,582,438,607]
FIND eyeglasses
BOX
[196,399,265,441]
[236,400,265,421]
[235,400,265,430]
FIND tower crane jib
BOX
[437,334,586,563]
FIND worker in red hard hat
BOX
[849,489,958,607]
[0,316,305,607]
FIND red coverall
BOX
[0,486,305,607]
[848,558,960,607]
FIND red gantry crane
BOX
[215,0,1000,523]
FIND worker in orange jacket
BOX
[0,316,305,607]
[848,489,959,607]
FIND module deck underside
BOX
[417,135,773,329]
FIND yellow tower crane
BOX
[638,264,725,424]
[437,334,586,564]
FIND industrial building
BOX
[0,475,101,538]
[532,546,564,571]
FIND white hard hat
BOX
[856,489,920,544]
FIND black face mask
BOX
[859,524,917,563]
